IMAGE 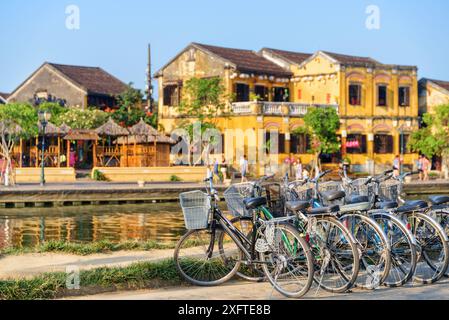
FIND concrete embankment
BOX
[0,180,447,209]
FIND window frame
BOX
[235,83,250,102]
[374,134,394,154]
[349,83,362,106]
[291,133,310,154]
[399,86,411,107]
[377,84,388,107]
[346,134,367,154]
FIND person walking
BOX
[393,155,401,177]
[220,156,228,182]
[295,158,303,180]
[240,155,248,183]
[417,155,424,181]
[422,156,431,181]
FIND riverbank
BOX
[0,179,447,209]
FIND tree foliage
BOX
[56,108,108,129]
[115,83,143,111]
[296,107,341,155]
[409,104,449,158]
[177,77,229,125]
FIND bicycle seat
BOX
[376,201,398,210]
[243,197,267,210]
[321,190,346,202]
[405,200,428,207]
[285,201,310,212]
[396,201,428,213]
[429,195,449,206]
[347,195,369,204]
[308,205,340,215]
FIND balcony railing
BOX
[231,102,339,116]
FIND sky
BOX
[1,0,448,96]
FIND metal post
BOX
[400,128,404,175]
[40,122,46,186]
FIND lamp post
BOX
[38,111,51,186]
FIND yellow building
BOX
[156,43,420,174]
[418,78,449,115]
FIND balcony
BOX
[231,102,339,117]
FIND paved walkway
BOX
[0,250,174,279]
[1,179,447,192]
[66,278,449,300]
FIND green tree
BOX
[293,107,340,174]
[116,83,143,112]
[176,77,231,166]
[37,102,68,123]
[0,103,38,186]
[56,108,108,129]
[409,104,449,177]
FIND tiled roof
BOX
[261,48,312,65]
[425,78,449,93]
[322,51,380,66]
[48,63,128,96]
[0,92,9,100]
[192,43,292,77]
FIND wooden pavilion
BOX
[117,119,175,167]
[94,118,130,167]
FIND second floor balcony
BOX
[231,101,339,117]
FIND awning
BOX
[64,129,100,141]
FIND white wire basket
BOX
[179,191,211,230]
[318,181,344,193]
[379,180,401,202]
[224,183,255,217]
[343,178,373,197]
[290,183,314,201]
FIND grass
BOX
[0,240,178,256]
[0,259,184,300]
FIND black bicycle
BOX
[174,177,314,298]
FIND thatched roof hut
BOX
[122,119,175,144]
[95,118,129,137]
[64,129,100,141]
[59,123,72,135]
[128,119,159,137]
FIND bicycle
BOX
[341,169,417,287]
[175,176,314,298]
[226,174,360,293]
[288,170,391,290]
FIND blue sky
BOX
[1,0,448,96]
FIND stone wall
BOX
[9,65,86,107]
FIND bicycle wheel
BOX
[218,216,266,282]
[429,208,449,277]
[370,212,417,287]
[174,227,242,286]
[307,216,360,293]
[341,213,391,290]
[259,223,314,298]
[404,211,449,284]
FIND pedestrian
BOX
[69,148,76,168]
[393,155,401,177]
[240,155,248,183]
[220,156,228,182]
[417,155,424,181]
[422,156,431,181]
[213,158,220,182]
[295,158,303,180]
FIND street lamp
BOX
[38,110,51,186]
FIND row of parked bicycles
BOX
[174,168,449,298]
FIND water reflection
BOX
[0,203,186,249]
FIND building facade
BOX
[7,62,128,110]
[156,43,420,174]
[419,78,449,116]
